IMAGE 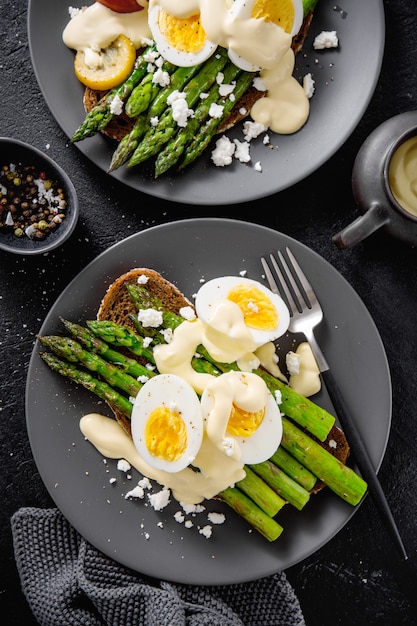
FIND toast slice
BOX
[96,267,350,489]
[83,10,316,142]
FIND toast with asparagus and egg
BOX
[38,267,367,541]
[66,0,319,176]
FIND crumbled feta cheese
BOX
[211,136,235,166]
[153,67,170,87]
[137,375,150,384]
[313,30,339,50]
[180,502,205,514]
[144,49,160,64]
[239,270,247,277]
[207,512,226,525]
[233,139,251,163]
[216,71,224,85]
[143,336,153,348]
[286,351,301,375]
[274,389,283,405]
[184,520,194,528]
[110,94,124,115]
[199,92,209,100]
[180,306,196,321]
[117,459,131,473]
[253,76,267,91]
[160,327,173,343]
[199,525,213,538]
[243,121,268,141]
[150,116,159,127]
[209,102,225,119]
[148,487,171,511]
[137,274,149,284]
[167,91,194,127]
[328,439,337,449]
[138,476,152,490]
[303,73,315,98]
[125,485,145,499]
[137,308,163,328]
[174,511,185,523]
[219,82,236,97]
[254,161,262,172]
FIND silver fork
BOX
[261,247,408,561]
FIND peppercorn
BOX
[0,161,68,241]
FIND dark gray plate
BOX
[27,0,385,205]
[26,218,391,585]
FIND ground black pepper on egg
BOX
[0,163,68,240]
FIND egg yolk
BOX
[251,0,295,34]
[227,402,265,437]
[158,10,207,53]
[145,406,188,462]
[227,285,278,331]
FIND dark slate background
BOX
[1,1,417,624]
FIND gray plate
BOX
[27,0,385,205]
[26,218,391,585]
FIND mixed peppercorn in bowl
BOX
[0,138,79,255]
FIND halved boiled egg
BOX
[147,1,216,67]
[228,0,304,71]
[131,373,204,473]
[195,275,290,348]
[201,371,283,464]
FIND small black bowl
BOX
[0,138,79,255]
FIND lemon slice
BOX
[74,34,136,90]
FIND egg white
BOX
[131,373,204,473]
[148,4,216,67]
[195,275,290,347]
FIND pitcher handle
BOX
[332,203,390,250]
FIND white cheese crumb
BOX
[184,520,194,528]
[180,306,196,321]
[160,327,173,343]
[303,73,315,98]
[211,136,235,166]
[254,161,262,172]
[243,121,268,141]
[150,116,159,127]
[137,374,150,384]
[110,96,123,115]
[153,67,170,87]
[207,512,226,525]
[313,30,339,50]
[143,336,153,348]
[219,82,236,97]
[328,439,337,449]
[109,477,117,484]
[180,502,206,514]
[117,459,131,473]
[125,485,145,499]
[199,525,213,538]
[137,308,163,328]
[253,76,267,91]
[233,139,251,163]
[174,511,185,523]
[209,102,225,119]
[138,476,152,490]
[148,488,171,511]
[199,91,209,100]
[286,351,301,375]
[274,389,283,405]
[167,91,194,127]
[137,274,149,284]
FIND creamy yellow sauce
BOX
[62,0,309,134]
[80,412,245,503]
[388,135,417,217]
[288,342,321,396]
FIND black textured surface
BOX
[1,1,417,624]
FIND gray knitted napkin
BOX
[11,507,306,626]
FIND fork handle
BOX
[321,368,408,560]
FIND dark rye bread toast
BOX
[96,267,350,492]
[83,10,315,142]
